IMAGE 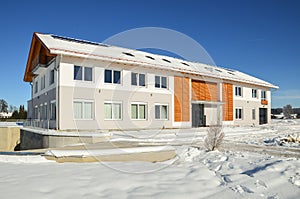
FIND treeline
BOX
[0,98,27,119]
[271,105,300,119]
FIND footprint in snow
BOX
[255,179,267,188]
[230,185,254,194]
[289,175,300,187]
[227,162,234,169]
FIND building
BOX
[0,112,12,119]
[23,33,278,131]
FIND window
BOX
[235,86,242,97]
[73,101,93,119]
[74,66,93,81]
[50,101,56,120]
[34,106,39,119]
[40,104,43,120]
[43,103,47,120]
[261,90,267,100]
[131,103,146,120]
[131,73,146,86]
[41,75,45,90]
[235,108,243,119]
[104,102,122,120]
[104,69,121,84]
[252,89,257,98]
[34,81,38,94]
[49,69,55,85]
[252,109,256,120]
[155,76,167,88]
[155,104,168,120]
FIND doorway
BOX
[259,108,268,125]
[192,104,206,127]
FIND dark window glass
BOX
[161,77,167,88]
[50,70,55,85]
[155,105,160,119]
[131,73,137,86]
[74,66,82,80]
[104,69,112,83]
[155,76,160,88]
[139,74,145,86]
[84,67,92,81]
[113,71,121,84]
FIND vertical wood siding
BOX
[192,80,218,101]
[222,83,233,121]
[174,76,190,122]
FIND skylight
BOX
[145,55,155,60]
[181,62,189,66]
[51,35,109,47]
[215,69,223,73]
[162,58,171,63]
[228,72,235,75]
[122,52,135,57]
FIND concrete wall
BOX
[0,126,21,151]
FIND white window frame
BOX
[131,102,147,120]
[73,100,94,120]
[41,75,45,90]
[154,104,169,120]
[252,89,257,98]
[104,69,122,84]
[131,72,146,87]
[155,75,168,89]
[235,86,242,97]
[74,65,93,82]
[235,107,243,120]
[261,90,267,100]
[104,101,122,120]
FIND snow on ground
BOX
[0,120,300,198]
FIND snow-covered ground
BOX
[0,120,300,198]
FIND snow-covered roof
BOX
[25,33,278,89]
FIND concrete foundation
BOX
[0,126,21,151]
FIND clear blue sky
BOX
[0,0,299,108]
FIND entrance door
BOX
[259,108,268,125]
[192,104,205,127]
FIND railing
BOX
[24,119,55,130]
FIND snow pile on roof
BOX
[36,33,278,89]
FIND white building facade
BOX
[24,33,278,131]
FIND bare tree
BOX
[283,104,293,119]
[204,115,225,151]
[0,99,8,113]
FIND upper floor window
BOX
[252,89,257,98]
[49,69,55,85]
[104,69,121,84]
[131,72,146,86]
[155,76,167,89]
[41,75,45,90]
[235,86,242,97]
[74,66,93,81]
[261,90,267,100]
[34,81,38,94]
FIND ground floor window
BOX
[104,102,122,120]
[235,108,243,120]
[50,101,56,120]
[73,100,93,119]
[131,103,146,120]
[155,104,168,120]
[252,109,256,120]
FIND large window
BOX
[155,104,168,120]
[104,69,121,84]
[73,100,93,119]
[104,102,122,120]
[235,86,242,97]
[50,101,56,120]
[252,89,257,98]
[131,103,146,120]
[131,72,146,86]
[155,76,167,88]
[49,69,55,85]
[74,66,93,81]
[235,108,243,120]
[261,90,267,100]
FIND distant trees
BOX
[0,99,8,113]
[11,105,27,119]
[283,104,293,119]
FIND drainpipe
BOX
[29,82,33,126]
[54,55,61,130]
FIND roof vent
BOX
[181,62,190,66]
[145,55,155,60]
[122,52,135,57]
[162,58,171,63]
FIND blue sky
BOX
[0,0,299,108]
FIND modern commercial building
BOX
[23,33,278,131]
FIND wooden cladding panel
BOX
[192,80,218,101]
[222,83,233,121]
[174,76,190,122]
